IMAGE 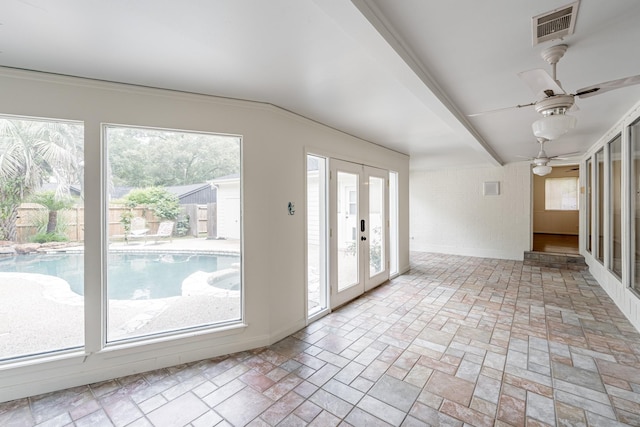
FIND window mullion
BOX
[84,122,106,354]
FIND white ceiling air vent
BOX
[532,1,580,46]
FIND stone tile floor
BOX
[2,252,640,426]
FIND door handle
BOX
[360,219,365,232]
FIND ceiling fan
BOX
[524,137,579,176]
[470,44,640,139]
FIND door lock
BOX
[361,236,367,241]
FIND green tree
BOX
[30,190,75,234]
[123,187,181,220]
[0,118,83,241]
[107,127,239,187]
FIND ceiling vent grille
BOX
[532,1,580,45]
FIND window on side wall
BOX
[0,115,85,361]
[545,177,579,211]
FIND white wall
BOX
[410,163,531,260]
[0,68,410,401]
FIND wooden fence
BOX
[16,203,214,243]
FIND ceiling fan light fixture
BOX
[533,164,553,176]
[532,113,577,140]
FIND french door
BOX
[330,159,389,309]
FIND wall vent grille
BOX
[532,1,579,45]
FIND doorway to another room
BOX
[532,165,580,254]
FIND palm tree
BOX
[0,118,83,241]
[0,178,23,241]
[31,190,75,235]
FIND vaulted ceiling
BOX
[1,0,640,170]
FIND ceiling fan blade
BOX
[468,102,535,117]
[518,69,565,98]
[575,74,640,98]
[550,151,581,160]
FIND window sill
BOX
[102,322,249,355]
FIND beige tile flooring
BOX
[2,252,640,426]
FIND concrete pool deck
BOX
[0,237,242,359]
[107,236,241,254]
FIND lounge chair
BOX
[127,217,149,243]
[110,216,148,243]
[145,221,174,244]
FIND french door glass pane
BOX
[610,135,622,278]
[337,171,358,291]
[105,125,241,342]
[369,176,385,277]
[307,155,327,316]
[389,171,399,275]
[596,148,605,263]
[632,120,640,293]
[0,116,84,360]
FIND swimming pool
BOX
[0,252,240,300]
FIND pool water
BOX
[0,252,240,300]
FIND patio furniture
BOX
[145,221,174,244]
[127,217,150,243]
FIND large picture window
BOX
[0,115,84,360]
[0,119,244,360]
[105,125,242,342]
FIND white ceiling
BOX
[1,0,640,170]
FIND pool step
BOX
[524,251,588,271]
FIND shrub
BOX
[31,232,69,243]
[30,190,75,234]
[122,187,180,220]
[175,213,190,237]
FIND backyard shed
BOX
[209,174,240,240]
